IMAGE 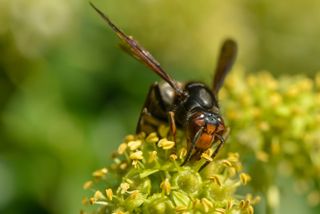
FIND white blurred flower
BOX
[8,0,74,57]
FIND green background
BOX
[0,0,319,213]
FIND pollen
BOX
[239,199,250,209]
[158,138,175,150]
[215,208,226,214]
[124,178,134,185]
[106,188,113,201]
[129,150,143,160]
[160,178,171,195]
[201,198,213,212]
[193,198,201,208]
[226,200,233,210]
[89,197,95,205]
[145,132,159,143]
[128,140,142,150]
[246,194,261,205]
[129,190,140,199]
[170,154,178,161]
[248,205,254,214]
[117,143,127,154]
[132,160,139,167]
[178,147,188,159]
[119,162,128,170]
[94,190,106,201]
[92,168,108,178]
[118,182,130,194]
[201,148,213,162]
[209,175,222,187]
[240,173,251,185]
[175,205,188,212]
[221,160,233,167]
[82,196,88,205]
[148,151,158,163]
[227,152,239,162]
[124,134,135,142]
[83,180,93,190]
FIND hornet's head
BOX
[186,109,225,151]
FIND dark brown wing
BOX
[90,2,184,96]
[212,39,237,95]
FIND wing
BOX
[90,2,184,96]
[212,39,237,95]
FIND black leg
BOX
[199,135,225,172]
[181,127,204,166]
[190,149,203,161]
[137,107,164,134]
[136,83,160,133]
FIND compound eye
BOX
[198,88,214,108]
[193,113,205,127]
[217,116,225,125]
[206,116,217,124]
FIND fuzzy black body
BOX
[136,80,226,163]
[136,81,219,132]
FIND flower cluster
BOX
[82,128,259,213]
[221,69,320,207]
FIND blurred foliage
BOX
[0,0,320,214]
[221,70,320,213]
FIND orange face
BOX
[187,111,225,150]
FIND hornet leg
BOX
[168,111,177,142]
[181,127,204,166]
[198,135,225,172]
[136,83,167,134]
